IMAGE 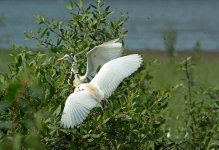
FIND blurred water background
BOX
[0,0,219,51]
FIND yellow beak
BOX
[57,56,65,61]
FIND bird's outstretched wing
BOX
[90,54,143,99]
[61,91,101,128]
[80,39,123,81]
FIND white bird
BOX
[58,39,123,86]
[61,54,143,128]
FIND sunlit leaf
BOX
[53,105,62,116]
[77,0,83,9]
[66,1,74,10]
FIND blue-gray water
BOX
[0,0,219,51]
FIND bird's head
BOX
[57,53,77,62]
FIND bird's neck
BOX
[73,75,82,87]
[71,62,78,74]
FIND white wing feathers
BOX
[80,39,123,81]
[90,54,143,99]
[61,91,101,128]
[61,54,142,128]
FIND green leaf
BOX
[16,56,22,69]
[0,102,11,111]
[215,101,219,108]
[13,134,22,150]
[46,31,50,37]
[57,38,62,46]
[105,6,110,11]
[66,1,74,10]
[145,73,154,80]
[103,118,110,124]
[90,133,102,138]
[0,121,12,129]
[40,28,48,38]
[90,4,97,9]
[37,27,42,34]
[53,105,62,116]
[78,0,83,9]
[4,82,21,102]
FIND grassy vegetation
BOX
[0,49,12,74]
[141,53,219,88]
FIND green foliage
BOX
[177,58,219,149]
[162,57,219,149]
[0,49,12,74]
[0,50,170,149]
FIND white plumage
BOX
[61,54,143,128]
[61,91,101,128]
[81,38,123,82]
[58,39,123,85]
[90,54,142,98]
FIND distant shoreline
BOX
[1,48,219,61]
[128,50,219,61]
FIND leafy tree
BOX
[162,24,177,60]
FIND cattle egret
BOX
[58,39,123,86]
[61,54,143,128]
